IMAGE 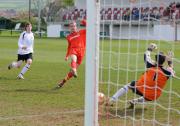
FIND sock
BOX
[20,64,30,75]
[111,84,129,101]
[59,71,74,85]
[65,71,74,80]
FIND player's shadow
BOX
[15,89,59,94]
[0,88,59,94]
[108,107,147,117]
[0,77,17,80]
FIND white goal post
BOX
[175,19,180,41]
[84,0,100,126]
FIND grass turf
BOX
[0,36,179,126]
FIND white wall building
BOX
[47,23,62,37]
[47,21,180,41]
[99,21,180,41]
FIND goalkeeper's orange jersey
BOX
[136,67,171,101]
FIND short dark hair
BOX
[22,22,31,39]
[155,52,166,65]
[24,22,31,28]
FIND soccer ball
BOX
[98,92,105,105]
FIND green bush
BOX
[0,17,47,32]
[0,17,16,29]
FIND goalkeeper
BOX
[107,43,175,108]
[54,20,86,89]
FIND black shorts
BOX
[129,81,152,101]
[17,53,33,61]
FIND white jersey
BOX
[144,50,156,68]
[17,31,34,55]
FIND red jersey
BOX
[136,67,171,100]
[66,29,86,57]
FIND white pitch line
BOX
[0,110,84,121]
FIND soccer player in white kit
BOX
[8,22,34,79]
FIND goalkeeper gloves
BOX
[166,51,174,66]
[167,51,174,58]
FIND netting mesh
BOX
[98,0,180,126]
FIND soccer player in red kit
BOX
[55,20,86,89]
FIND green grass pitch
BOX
[0,37,85,126]
[0,36,179,126]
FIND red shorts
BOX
[69,48,85,65]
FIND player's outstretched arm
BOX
[80,19,86,26]
[166,51,174,67]
[18,33,25,49]
[65,56,68,61]
[166,51,175,77]
[65,45,70,61]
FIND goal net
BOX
[85,0,180,126]
[175,19,180,41]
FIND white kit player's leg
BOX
[8,60,22,69]
[111,84,130,102]
[17,59,32,79]
[106,84,130,106]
